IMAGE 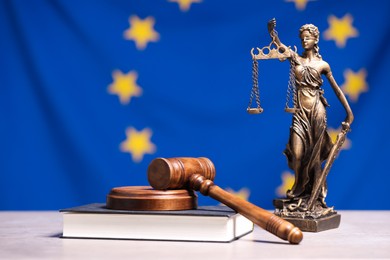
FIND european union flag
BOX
[1,0,389,210]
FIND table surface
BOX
[0,210,389,259]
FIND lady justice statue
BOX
[248,19,354,231]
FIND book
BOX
[60,203,254,242]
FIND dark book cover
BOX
[60,203,238,217]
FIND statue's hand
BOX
[268,18,276,34]
[341,121,351,132]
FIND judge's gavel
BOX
[147,157,303,244]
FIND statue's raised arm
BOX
[251,18,296,60]
[268,18,284,49]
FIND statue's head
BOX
[299,24,321,57]
[299,24,320,42]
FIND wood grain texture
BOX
[147,157,215,190]
[147,157,303,244]
[106,186,197,211]
[189,174,303,244]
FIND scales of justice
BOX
[247,18,354,232]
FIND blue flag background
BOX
[1,0,389,210]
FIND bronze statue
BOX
[248,19,354,231]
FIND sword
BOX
[307,122,351,211]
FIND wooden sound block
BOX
[106,186,198,211]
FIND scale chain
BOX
[248,58,261,110]
[284,60,298,113]
[285,60,296,110]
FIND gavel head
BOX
[147,157,216,190]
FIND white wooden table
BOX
[1,211,389,259]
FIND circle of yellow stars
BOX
[109,2,370,200]
[225,187,250,201]
[168,0,202,12]
[109,1,201,163]
[108,70,142,104]
[120,127,156,163]
[341,69,368,102]
[328,127,352,150]
[323,14,358,48]
[285,0,316,11]
[124,16,159,50]
[276,171,295,197]
[219,187,250,206]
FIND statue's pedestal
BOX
[273,198,341,232]
[279,214,340,232]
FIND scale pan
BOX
[284,108,300,113]
[247,108,264,114]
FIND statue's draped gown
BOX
[284,58,333,202]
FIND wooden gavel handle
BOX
[189,174,303,244]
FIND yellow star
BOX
[168,0,202,12]
[120,127,156,163]
[225,187,250,201]
[328,127,352,150]
[108,70,142,105]
[323,14,358,48]
[285,0,315,11]
[276,171,295,197]
[341,68,368,102]
[124,16,159,50]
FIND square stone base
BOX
[282,213,341,232]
